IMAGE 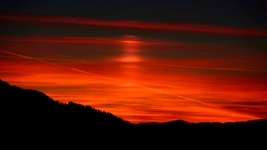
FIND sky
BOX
[0,0,267,123]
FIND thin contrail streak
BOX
[0,49,221,108]
[0,49,98,76]
[152,63,267,73]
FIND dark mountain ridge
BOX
[1,79,267,143]
[1,79,130,128]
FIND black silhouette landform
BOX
[1,79,266,143]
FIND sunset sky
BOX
[0,0,267,123]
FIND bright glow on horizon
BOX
[0,12,266,124]
[1,41,266,123]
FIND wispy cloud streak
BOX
[151,63,267,73]
[0,35,173,46]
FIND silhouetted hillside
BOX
[1,79,131,132]
[1,79,267,144]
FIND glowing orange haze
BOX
[0,35,267,123]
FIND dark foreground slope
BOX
[1,79,267,145]
[1,79,130,129]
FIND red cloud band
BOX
[1,13,267,37]
[0,35,188,47]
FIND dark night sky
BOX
[1,0,267,27]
